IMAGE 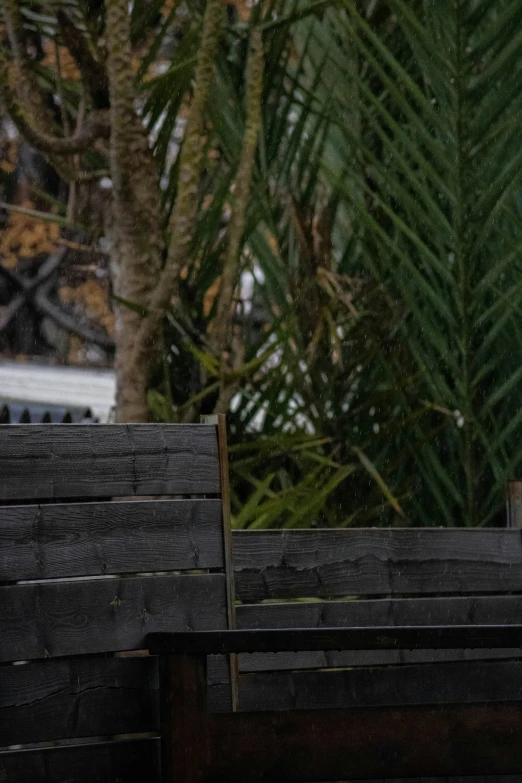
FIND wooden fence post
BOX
[506,481,522,528]
[201,414,238,711]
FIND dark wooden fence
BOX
[2,422,522,782]
[0,423,232,783]
[215,528,522,713]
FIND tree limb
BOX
[211,27,264,357]
[0,60,110,154]
[211,27,264,413]
[1,0,110,188]
[129,0,225,375]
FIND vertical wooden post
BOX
[507,481,522,528]
[159,653,209,783]
[201,414,239,711]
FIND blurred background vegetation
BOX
[1,0,522,528]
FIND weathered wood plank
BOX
[238,594,522,630]
[0,656,159,746]
[0,499,223,581]
[236,659,522,712]
[236,595,522,670]
[0,738,160,783]
[0,424,219,500]
[233,529,522,600]
[0,573,227,662]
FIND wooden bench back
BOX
[0,422,233,783]
[229,528,522,712]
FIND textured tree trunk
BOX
[105,0,165,422]
[106,223,154,423]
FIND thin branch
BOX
[54,38,71,136]
[0,59,110,154]
[211,28,264,413]
[129,0,225,373]
[211,27,264,356]
[3,0,30,75]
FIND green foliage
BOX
[5,0,522,527]
[301,0,522,525]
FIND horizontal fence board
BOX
[236,646,522,673]
[236,594,522,670]
[0,424,219,500]
[0,738,160,783]
[233,529,522,600]
[0,656,158,746]
[0,499,224,581]
[237,594,522,630]
[0,573,227,662]
[236,659,522,712]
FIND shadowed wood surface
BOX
[0,499,224,581]
[161,652,522,782]
[147,625,522,655]
[0,656,159,746]
[0,424,220,500]
[232,529,522,599]
[336,779,522,782]
[235,658,522,711]
[0,573,227,662]
[0,737,161,783]
[205,702,522,781]
[342,779,522,783]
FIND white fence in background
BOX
[0,361,116,422]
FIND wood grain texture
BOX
[233,529,522,600]
[236,595,522,670]
[0,738,160,783]
[236,659,522,711]
[0,499,224,581]
[0,424,220,500]
[0,656,159,746]
[0,573,227,662]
